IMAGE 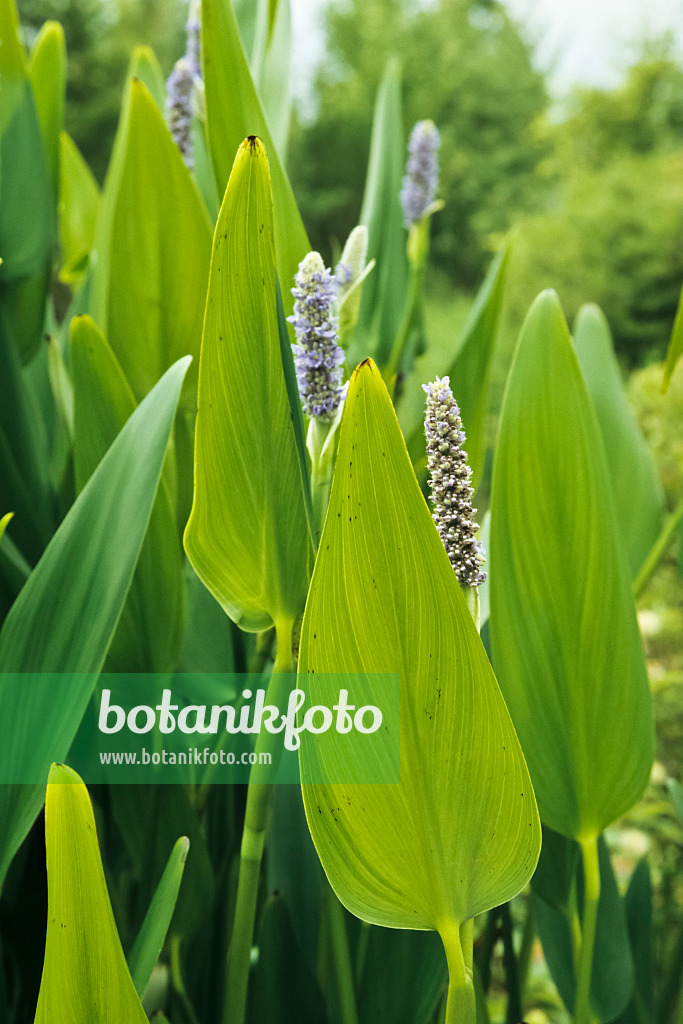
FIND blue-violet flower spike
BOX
[424,376,486,587]
[400,120,440,228]
[166,4,202,169]
[288,252,345,421]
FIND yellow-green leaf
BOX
[58,131,100,284]
[0,511,13,543]
[128,44,165,111]
[201,0,308,322]
[184,137,311,631]
[299,359,540,937]
[34,764,149,1024]
[490,291,654,842]
[90,78,212,404]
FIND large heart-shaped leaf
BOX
[201,0,309,324]
[184,137,311,632]
[490,291,654,841]
[298,360,540,949]
[90,78,212,404]
[574,304,664,578]
[0,356,190,886]
[34,764,149,1024]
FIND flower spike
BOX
[288,252,345,421]
[400,120,441,229]
[424,376,486,587]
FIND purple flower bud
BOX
[424,376,486,587]
[288,253,345,422]
[166,5,202,169]
[400,120,440,229]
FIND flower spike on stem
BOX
[424,376,486,590]
[400,119,441,229]
[288,252,345,422]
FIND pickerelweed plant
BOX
[0,1,680,1023]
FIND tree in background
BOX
[19,0,186,180]
[288,0,549,287]
[510,42,683,366]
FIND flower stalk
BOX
[223,617,295,1024]
[384,120,443,382]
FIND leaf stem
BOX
[328,889,360,1024]
[442,921,476,1024]
[222,617,295,1024]
[383,256,425,384]
[633,497,683,598]
[574,835,600,1024]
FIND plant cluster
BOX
[0,1,682,1024]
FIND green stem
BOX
[633,496,683,598]
[383,256,425,384]
[517,900,534,1000]
[464,586,480,632]
[500,903,522,1024]
[308,418,336,544]
[574,836,600,1024]
[329,889,360,1024]
[223,617,295,1024]
[442,921,476,1024]
[354,921,371,991]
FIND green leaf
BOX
[353,60,408,368]
[0,0,56,363]
[251,0,293,159]
[615,860,653,1024]
[28,21,65,196]
[58,132,100,284]
[531,824,580,914]
[358,928,446,1024]
[663,280,683,392]
[532,836,634,1021]
[90,78,212,404]
[299,360,540,938]
[128,44,165,111]
[71,314,185,672]
[110,786,214,939]
[406,237,510,486]
[490,291,654,841]
[0,512,12,544]
[574,304,664,578]
[248,896,328,1024]
[177,563,235,672]
[0,356,190,886]
[0,0,25,82]
[128,836,190,995]
[0,309,53,560]
[268,779,326,968]
[34,764,148,1024]
[184,137,311,632]
[201,0,309,321]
